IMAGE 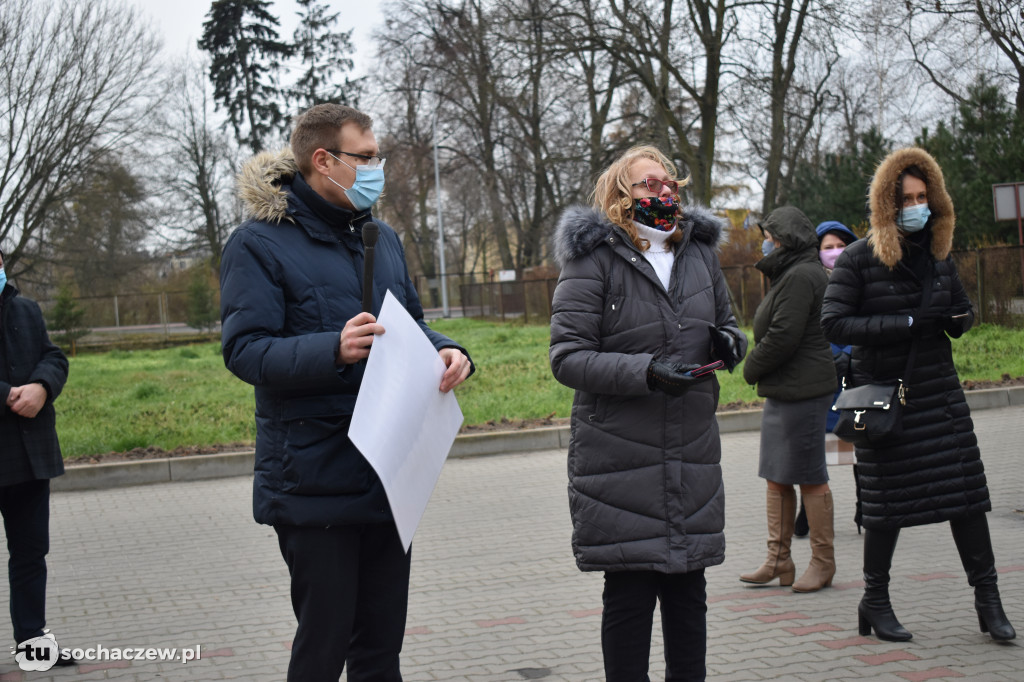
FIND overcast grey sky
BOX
[131,0,384,77]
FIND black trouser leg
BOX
[0,479,50,644]
[347,527,411,681]
[950,514,1016,641]
[602,571,657,682]
[858,527,912,641]
[276,523,411,682]
[660,570,707,682]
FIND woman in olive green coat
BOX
[740,206,837,593]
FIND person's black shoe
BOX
[794,501,809,538]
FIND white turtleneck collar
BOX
[632,221,678,290]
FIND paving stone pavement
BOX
[2,405,1022,681]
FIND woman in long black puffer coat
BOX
[820,146,1015,643]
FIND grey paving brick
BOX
[2,405,1023,680]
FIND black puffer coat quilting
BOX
[820,147,989,530]
[549,205,747,573]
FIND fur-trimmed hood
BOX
[553,204,727,267]
[237,147,298,224]
[867,147,955,268]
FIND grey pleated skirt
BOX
[758,395,831,485]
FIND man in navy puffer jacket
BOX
[220,104,473,681]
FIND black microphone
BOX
[361,222,379,314]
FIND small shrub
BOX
[132,382,164,400]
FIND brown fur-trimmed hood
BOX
[237,147,297,224]
[867,147,955,269]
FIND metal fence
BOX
[35,244,1024,332]
[37,290,203,329]
[441,245,1024,329]
[952,245,1024,326]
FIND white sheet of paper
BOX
[349,290,464,551]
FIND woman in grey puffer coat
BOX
[550,146,747,682]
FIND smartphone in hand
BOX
[685,359,725,378]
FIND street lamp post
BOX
[432,112,450,318]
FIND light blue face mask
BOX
[0,267,6,291]
[762,238,776,256]
[897,203,931,233]
[327,153,386,211]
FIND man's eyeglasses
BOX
[326,149,386,169]
[631,178,679,194]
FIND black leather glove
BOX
[944,309,971,336]
[709,327,743,371]
[647,360,711,397]
[909,314,943,338]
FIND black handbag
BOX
[831,263,933,448]
[831,381,905,447]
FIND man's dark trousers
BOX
[276,522,410,682]
[0,479,50,644]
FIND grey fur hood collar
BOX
[237,147,297,224]
[553,204,727,267]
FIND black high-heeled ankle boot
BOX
[858,527,912,641]
[951,514,1016,641]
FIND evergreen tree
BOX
[47,283,90,356]
[918,79,1024,248]
[198,0,293,153]
[290,0,361,110]
[47,155,150,297]
[185,270,219,333]
[786,128,892,234]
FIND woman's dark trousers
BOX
[602,569,707,682]
[950,513,1016,640]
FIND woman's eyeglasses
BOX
[631,178,679,194]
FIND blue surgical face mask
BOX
[327,153,386,211]
[897,203,931,233]
[762,238,776,256]
[0,267,6,291]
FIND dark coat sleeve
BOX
[220,225,344,390]
[943,259,974,338]
[0,298,68,418]
[394,232,474,375]
[549,252,652,396]
[27,305,68,402]
[820,248,915,347]
[743,266,815,385]
[708,246,749,359]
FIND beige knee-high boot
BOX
[740,488,796,586]
[792,491,836,593]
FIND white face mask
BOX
[897,203,931,232]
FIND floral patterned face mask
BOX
[633,196,678,231]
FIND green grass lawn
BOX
[54,320,1024,458]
